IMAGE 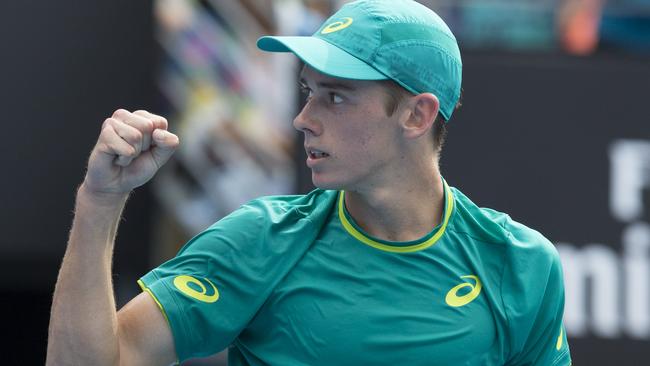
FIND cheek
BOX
[342,119,397,160]
[326,97,399,158]
[355,105,389,135]
[350,127,374,148]
[338,119,374,150]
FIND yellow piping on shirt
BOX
[338,181,454,253]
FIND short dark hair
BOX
[380,80,460,154]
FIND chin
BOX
[311,172,345,191]
[312,180,342,191]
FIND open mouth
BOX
[308,149,330,159]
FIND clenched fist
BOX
[83,109,179,196]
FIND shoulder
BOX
[184,189,337,248]
[244,188,338,219]
[449,186,559,263]
[448,186,562,296]
[207,188,338,229]
[448,186,567,361]
[175,188,338,257]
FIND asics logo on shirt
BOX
[321,17,353,34]
[445,275,482,307]
[173,275,220,303]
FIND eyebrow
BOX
[299,77,356,91]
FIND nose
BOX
[293,102,322,136]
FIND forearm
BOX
[46,183,130,366]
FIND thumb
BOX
[150,129,180,167]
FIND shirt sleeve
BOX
[501,225,572,366]
[137,194,332,362]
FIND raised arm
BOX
[46,109,179,366]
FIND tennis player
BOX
[47,0,572,365]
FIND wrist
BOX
[77,182,130,209]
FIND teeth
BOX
[310,149,329,158]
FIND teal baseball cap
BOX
[257,0,462,121]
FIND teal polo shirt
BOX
[139,180,571,365]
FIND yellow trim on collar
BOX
[338,181,454,253]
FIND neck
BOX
[343,163,445,242]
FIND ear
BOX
[400,93,440,140]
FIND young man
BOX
[47,0,571,365]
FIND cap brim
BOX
[257,36,387,81]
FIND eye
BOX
[299,85,313,100]
[329,92,343,104]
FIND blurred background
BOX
[1,0,649,364]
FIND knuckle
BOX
[96,142,109,153]
[99,123,115,137]
[113,108,131,119]
[132,129,144,142]
[102,117,114,130]
[133,110,155,131]
[135,109,167,129]
[124,145,137,158]
[112,108,129,119]
[143,119,154,132]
